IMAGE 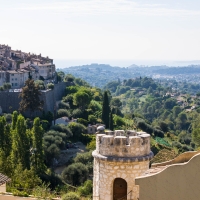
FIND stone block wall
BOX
[93,158,149,200]
[0,82,70,117]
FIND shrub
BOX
[172,141,182,149]
[62,192,80,200]
[50,124,72,137]
[62,163,89,186]
[3,82,11,90]
[77,118,88,126]
[5,113,12,122]
[86,139,96,151]
[190,142,195,148]
[35,80,45,90]
[154,129,164,138]
[41,120,50,131]
[68,122,87,140]
[113,115,126,127]
[12,190,29,197]
[88,115,97,124]
[57,109,70,118]
[178,131,191,145]
[74,151,93,165]
[47,83,54,90]
[72,108,83,118]
[0,86,4,91]
[77,180,92,196]
[59,101,70,109]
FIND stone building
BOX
[92,130,153,200]
[0,44,56,88]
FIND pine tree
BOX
[19,79,44,118]
[102,91,110,128]
[31,117,46,174]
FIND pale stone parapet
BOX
[97,130,151,157]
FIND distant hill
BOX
[58,64,200,88]
[153,66,200,75]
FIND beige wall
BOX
[0,184,6,193]
[20,61,30,69]
[135,153,200,200]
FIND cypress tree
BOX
[109,111,114,131]
[11,111,18,130]
[102,91,110,128]
[0,116,6,148]
[31,117,46,174]
[11,115,30,170]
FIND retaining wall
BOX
[0,82,70,117]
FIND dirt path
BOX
[54,142,86,174]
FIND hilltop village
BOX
[0,44,56,89]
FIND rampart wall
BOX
[0,82,70,117]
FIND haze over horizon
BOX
[55,59,200,69]
[1,0,200,65]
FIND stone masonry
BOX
[92,130,153,200]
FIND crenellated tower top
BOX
[95,130,151,160]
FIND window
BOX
[15,83,17,86]
[12,78,14,81]
[11,74,14,76]
[15,78,17,81]
[12,83,14,86]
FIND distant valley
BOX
[58,64,200,89]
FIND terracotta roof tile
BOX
[0,173,11,185]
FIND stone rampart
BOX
[0,82,70,117]
[96,130,150,158]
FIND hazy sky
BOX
[1,0,200,66]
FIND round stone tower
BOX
[92,130,153,200]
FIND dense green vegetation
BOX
[103,76,200,155]
[2,72,200,199]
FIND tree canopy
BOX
[19,79,44,117]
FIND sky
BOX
[1,0,200,67]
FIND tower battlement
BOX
[96,130,150,157]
